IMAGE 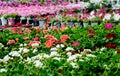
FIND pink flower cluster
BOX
[0,3,81,17]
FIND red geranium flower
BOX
[58,69,62,73]
[105,43,117,48]
[111,43,117,48]
[106,33,116,39]
[117,50,120,54]
[71,51,76,55]
[105,43,111,48]
[79,48,83,52]
[87,26,96,35]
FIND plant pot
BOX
[91,22,98,26]
[0,19,2,26]
[33,20,39,26]
[1,17,7,26]
[21,17,27,25]
[15,16,20,24]
[83,22,89,27]
[68,22,74,27]
[39,20,46,27]
[29,19,34,25]
[56,22,61,28]
[112,22,118,25]
[74,22,79,26]
[21,19,27,25]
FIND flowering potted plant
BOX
[20,16,27,25]
[82,19,90,27]
[90,17,102,26]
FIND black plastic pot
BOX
[33,20,39,26]
[112,22,118,25]
[15,16,20,24]
[0,19,2,26]
[21,19,27,25]
[29,19,34,25]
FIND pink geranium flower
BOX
[72,42,80,46]
[7,39,15,45]
[105,23,114,29]
[34,37,39,41]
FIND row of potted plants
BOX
[0,23,120,75]
[0,9,120,27]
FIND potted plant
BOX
[83,19,90,27]
[20,16,27,25]
[0,16,8,26]
[14,15,21,24]
[90,17,102,26]
[4,14,17,26]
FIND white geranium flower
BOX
[86,54,96,58]
[33,49,38,53]
[103,14,111,21]
[67,54,82,62]
[53,57,61,61]
[100,47,106,51]
[66,52,72,57]
[90,0,102,4]
[31,54,42,60]
[65,47,74,51]
[113,14,120,21]
[50,47,58,51]
[9,51,21,57]
[50,51,59,57]
[60,44,65,48]
[4,47,8,50]
[24,43,27,46]
[34,60,43,68]
[20,44,23,47]
[43,54,50,58]
[0,68,7,73]
[3,55,12,62]
[23,48,29,54]
[56,44,65,48]
[56,44,60,48]
[0,43,4,47]
[25,57,32,63]
[70,62,79,69]
[18,48,24,53]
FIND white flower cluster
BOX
[50,44,65,51]
[19,43,27,47]
[65,47,74,51]
[103,14,111,21]
[90,0,102,4]
[113,13,120,21]
[0,68,7,73]
[18,48,30,54]
[0,43,4,48]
